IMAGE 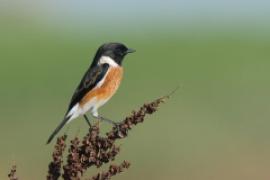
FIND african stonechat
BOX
[47,43,135,144]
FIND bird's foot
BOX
[96,116,120,126]
[93,115,121,132]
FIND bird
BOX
[47,42,135,144]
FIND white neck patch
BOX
[99,56,119,67]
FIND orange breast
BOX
[79,67,123,107]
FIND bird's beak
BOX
[126,48,136,53]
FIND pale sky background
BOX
[1,0,270,27]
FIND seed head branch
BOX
[47,91,175,180]
[8,165,18,180]
[47,135,67,180]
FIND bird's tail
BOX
[46,115,71,144]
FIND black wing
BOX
[66,63,110,113]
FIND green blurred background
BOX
[1,1,270,179]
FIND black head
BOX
[91,42,135,67]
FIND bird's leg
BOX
[93,115,121,133]
[83,114,92,128]
[93,115,119,126]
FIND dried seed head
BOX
[53,93,171,180]
[47,135,67,180]
[8,165,18,180]
[91,161,131,180]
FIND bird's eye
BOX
[116,49,124,56]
